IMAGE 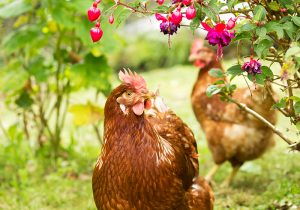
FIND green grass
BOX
[0,64,299,209]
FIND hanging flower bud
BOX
[157,0,164,5]
[90,22,103,42]
[182,0,191,5]
[186,4,196,20]
[87,3,101,22]
[109,14,114,24]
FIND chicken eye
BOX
[126,91,132,96]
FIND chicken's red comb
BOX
[190,39,204,54]
[118,68,147,92]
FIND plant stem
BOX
[287,79,295,116]
[53,27,65,156]
[225,96,299,151]
[117,2,154,14]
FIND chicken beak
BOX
[142,91,155,100]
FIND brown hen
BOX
[92,70,214,210]
[189,40,277,186]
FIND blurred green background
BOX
[0,0,299,210]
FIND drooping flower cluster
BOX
[155,1,196,36]
[242,58,262,75]
[201,18,236,58]
[87,1,103,42]
[156,13,180,35]
[87,0,115,42]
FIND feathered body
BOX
[189,41,277,184]
[92,71,214,210]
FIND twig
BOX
[242,74,252,97]
[265,82,290,117]
[225,96,299,151]
[287,79,295,116]
[117,2,154,14]
[219,8,252,15]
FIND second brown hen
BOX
[189,40,277,186]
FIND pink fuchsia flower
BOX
[242,58,262,75]
[201,22,235,58]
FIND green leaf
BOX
[202,6,218,22]
[190,17,200,31]
[115,8,132,28]
[69,0,91,15]
[0,0,32,19]
[265,21,284,39]
[296,122,300,131]
[1,26,39,53]
[70,54,112,94]
[227,0,238,9]
[272,97,287,109]
[208,68,224,78]
[290,96,300,102]
[247,73,265,85]
[75,18,94,47]
[282,21,298,40]
[0,61,29,94]
[239,23,256,32]
[261,66,273,77]
[227,64,243,77]
[268,1,280,11]
[278,0,294,7]
[294,102,300,114]
[15,91,33,109]
[214,80,225,85]
[206,85,221,97]
[253,5,267,21]
[292,16,300,27]
[153,5,169,13]
[51,5,75,28]
[232,31,252,42]
[256,27,267,38]
[254,39,273,58]
[27,57,49,82]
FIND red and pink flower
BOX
[201,21,235,58]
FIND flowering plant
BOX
[84,0,300,150]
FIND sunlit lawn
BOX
[0,64,299,210]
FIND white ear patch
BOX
[119,104,128,115]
